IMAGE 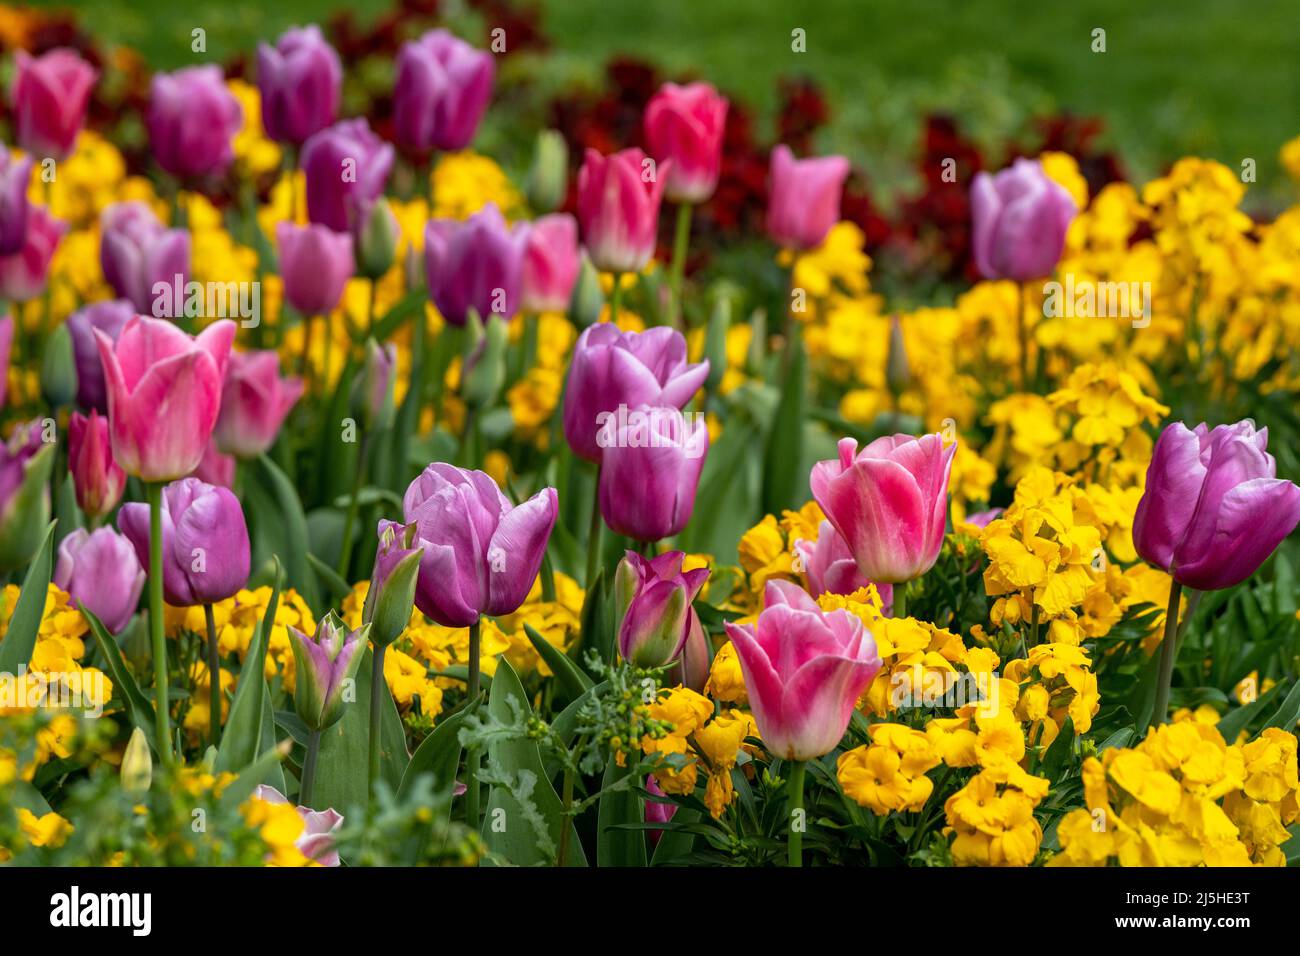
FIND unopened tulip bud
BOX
[288,611,369,731]
[703,293,731,393]
[745,308,767,376]
[460,310,508,409]
[351,339,396,431]
[121,727,153,795]
[525,129,569,214]
[569,253,605,328]
[365,520,424,648]
[886,314,911,396]
[41,322,77,408]
[354,199,399,281]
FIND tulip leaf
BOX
[0,444,53,575]
[523,622,593,699]
[1216,681,1284,741]
[677,397,764,564]
[650,805,699,865]
[217,741,291,810]
[761,326,807,515]
[398,704,473,824]
[1263,679,1300,732]
[80,605,157,752]
[480,659,586,867]
[0,521,56,673]
[368,288,426,343]
[216,558,280,775]
[253,455,320,612]
[578,568,614,669]
[306,551,352,603]
[596,758,647,866]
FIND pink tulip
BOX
[256,25,342,146]
[970,158,1076,281]
[644,82,728,204]
[520,213,580,314]
[576,147,668,274]
[10,48,98,160]
[212,349,304,459]
[54,527,144,634]
[251,785,343,866]
[191,438,236,488]
[69,410,125,521]
[766,145,849,250]
[1133,420,1300,591]
[793,519,894,611]
[724,580,881,761]
[613,550,709,667]
[597,405,708,542]
[393,29,494,152]
[0,205,66,302]
[147,66,244,181]
[99,201,190,314]
[94,316,236,482]
[644,774,676,845]
[810,433,955,584]
[276,221,354,316]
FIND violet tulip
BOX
[793,519,894,612]
[69,410,125,522]
[99,201,190,314]
[811,433,955,585]
[644,82,728,204]
[393,29,494,152]
[10,48,98,161]
[766,144,849,251]
[1133,420,1300,592]
[275,221,353,316]
[66,299,133,411]
[256,25,342,146]
[0,151,33,256]
[252,785,342,864]
[0,420,55,573]
[520,213,580,314]
[0,205,66,302]
[970,158,1076,282]
[54,527,145,634]
[576,147,668,274]
[118,476,251,606]
[613,550,709,667]
[212,349,304,459]
[724,579,881,761]
[147,66,243,181]
[402,463,558,628]
[288,611,369,732]
[597,405,709,542]
[424,203,527,326]
[301,118,394,232]
[94,316,236,482]
[562,324,709,463]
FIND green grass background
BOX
[30,0,1300,204]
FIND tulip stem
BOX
[337,433,370,580]
[466,617,482,831]
[787,760,806,868]
[669,203,693,328]
[301,729,321,808]
[299,313,315,385]
[893,588,906,620]
[608,273,624,325]
[146,482,174,769]
[368,642,388,801]
[1152,579,1184,728]
[586,464,603,587]
[204,602,221,750]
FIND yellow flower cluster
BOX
[838,723,941,814]
[944,761,1050,866]
[642,685,758,819]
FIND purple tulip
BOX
[970,157,1076,282]
[65,299,134,412]
[10,48,98,161]
[520,213,580,314]
[0,204,65,302]
[301,118,394,232]
[54,527,145,634]
[287,611,368,731]
[613,550,709,667]
[393,29,494,152]
[212,349,304,459]
[1133,420,1300,592]
[562,324,709,463]
[118,477,251,606]
[424,203,527,327]
[401,463,558,627]
[0,151,32,256]
[276,221,353,316]
[99,201,190,314]
[147,66,244,181]
[256,25,342,146]
[597,404,709,542]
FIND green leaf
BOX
[253,456,320,611]
[650,805,699,865]
[1037,716,1075,778]
[81,606,157,752]
[761,328,806,515]
[1263,680,1300,732]
[596,758,647,866]
[578,569,615,669]
[217,741,290,809]
[216,559,281,774]
[524,622,593,700]
[306,552,352,603]
[0,522,56,673]
[398,705,473,825]
[1217,682,1285,741]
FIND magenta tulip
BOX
[66,299,133,412]
[256,25,342,146]
[393,29,494,152]
[54,527,144,634]
[0,151,33,256]
[811,433,955,585]
[94,316,236,482]
[147,66,243,181]
[0,205,65,302]
[766,145,849,251]
[793,519,894,612]
[401,463,558,627]
[597,405,708,542]
[613,550,709,667]
[276,221,354,316]
[69,410,125,521]
[562,324,709,463]
[212,349,304,459]
[724,580,881,761]
[644,82,728,204]
[118,476,250,606]
[99,201,190,314]
[191,438,236,489]
[576,147,668,274]
[287,611,368,732]
[10,48,98,161]
[520,213,580,314]
[301,118,394,233]
[1133,420,1300,591]
[424,203,527,326]
[970,158,1076,282]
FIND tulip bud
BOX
[885,314,911,396]
[365,520,424,648]
[354,199,399,281]
[569,253,605,328]
[41,322,77,408]
[0,423,54,573]
[460,310,508,409]
[615,551,709,668]
[745,308,767,376]
[121,727,153,796]
[703,292,732,394]
[288,611,370,732]
[351,339,396,431]
[525,129,569,214]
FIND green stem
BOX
[1029,603,1040,649]
[586,463,604,587]
[146,483,174,768]
[336,432,370,579]
[608,273,624,325]
[466,617,482,829]
[301,729,321,807]
[787,760,807,867]
[204,602,221,750]
[1152,579,1184,728]
[554,732,588,867]
[299,313,315,384]
[368,643,388,800]
[669,203,693,328]
[366,278,377,337]
[892,586,906,620]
